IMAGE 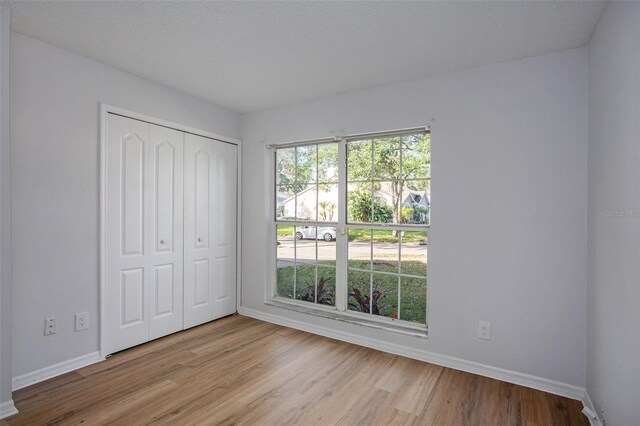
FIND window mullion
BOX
[335,139,348,312]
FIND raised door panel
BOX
[105,114,150,354]
[148,124,184,340]
[121,135,145,256]
[212,142,238,319]
[183,133,216,328]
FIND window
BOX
[273,130,430,331]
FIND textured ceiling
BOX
[5,1,605,113]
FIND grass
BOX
[276,224,428,243]
[276,260,427,324]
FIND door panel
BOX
[184,134,237,327]
[212,141,238,318]
[194,150,210,249]
[106,114,150,354]
[121,268,145,325]
[154,264,174,316]
[148,124,184,340]
[121,134,145,256]
[194,259,210,306]
[184,134,216,328]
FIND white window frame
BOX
[266,127,430,337]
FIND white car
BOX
[294,226,337,241]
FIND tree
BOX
[347,134,430,226]
[276,144,338,194]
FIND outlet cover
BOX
[75,312,89,331]
[44,317,56,335]
[478,321,491,340]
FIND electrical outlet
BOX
[75,312,89,331]
[478,321,491,340]
[44,317,56,335]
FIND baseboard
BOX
[0,399,18,419]
[581,390,603,426]
[239,307,586,401]
[12,351,103,391]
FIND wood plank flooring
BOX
[2,315,587,425]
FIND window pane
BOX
[372,137,401,181]
[296,263,316,301]
[317,183,338,222]
[348,228,371,271]
[401,180,430,225]
[276,261,295,299]
[347,139,372,181]
[372,230,399,273]
[315,266,336,306]
[347,269,371,313]
[372,273,398,319]
[317,227,337,267]
[295,226,316,264]
[318,143,338,183]
[402,134,430,180]
[296,184,317,221]
[276,185,295,220]
[400,276,427,324]
[276,148,296,186]
[296,145,317,184]
[276,225,295,263]
[400,231,428,276]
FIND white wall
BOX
[10,33,241,377]
[242,48,588,387]
[0,5,12,408]
[587,2,640,424]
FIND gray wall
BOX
[587,2,640,424]
[10,33,241,377]
[0,5,12,407]
[241,48,588,387]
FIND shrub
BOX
[299,274,335,306]
[348,191,393,223]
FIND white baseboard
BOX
[0,399,18,419]
[12,351,103,391]
[581,390,603,426]
[239,307,586,401]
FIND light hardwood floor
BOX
[2,315,587,425]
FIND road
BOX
[276,236,427,265]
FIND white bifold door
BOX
[183,134,238,328]
[105,113,237,355]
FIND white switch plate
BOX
[478,321,491,340]
[75,312,89,331]
[44,317,56,335]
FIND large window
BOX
[273,130,430,331]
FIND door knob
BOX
[197,237,202,242]
[160,239,166,244]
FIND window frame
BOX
[267,127,430,336]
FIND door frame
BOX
[99,103,243,359]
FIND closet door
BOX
[148,124,184,339]
[183,134,237,328]
[105,114,151,354]
[211,141,238,319]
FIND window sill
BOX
[265,298,428,339]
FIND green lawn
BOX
[276,224,428,243]
[276,261,427,324]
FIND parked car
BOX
[294,226,337,241]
